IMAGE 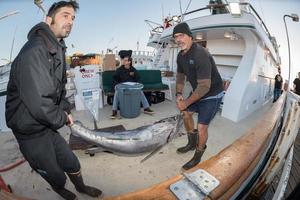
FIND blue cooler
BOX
[116,83,143,118]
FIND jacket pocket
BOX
[14,104,46,134]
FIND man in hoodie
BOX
[5,1,102,199]
[173,22,224,170]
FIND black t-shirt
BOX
[293,78,300,95]
[274,74,283,89]
[177,43,223,99]
[111,65,140,90]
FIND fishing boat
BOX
[0,63,11,132]
[1,1,299,200]
[102,2,300,199]
[0,10,19,133]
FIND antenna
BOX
[107,37,114,47]
[106,38,115,53]
[137,41,140,51]
[9,26,18,62]
[161,3,164,22]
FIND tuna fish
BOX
[70,114,183,155]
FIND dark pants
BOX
[16,129,81,188]
[273,88,281,102]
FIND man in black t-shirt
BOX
[273,69,283,102]
[173,23,224,170]
[293,72,300,95]
[110,50,154,119]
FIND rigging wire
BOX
[258,0,266,25]
[183,0,193,16]
[179,0,183,21]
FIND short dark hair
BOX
[47,1,79,18]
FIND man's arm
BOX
[187,48,212,106]
[112,70,120,91]
[176,72,185,96]
[185,79,211,106]
[177,79,211,111]
[59,70,71,114]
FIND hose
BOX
[0,158,26,173]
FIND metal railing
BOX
[147,3,272,42]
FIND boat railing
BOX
[244,91,300,199]
[183,3,272,38]
[147,3,275,48]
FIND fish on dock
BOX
[70,114,183,155]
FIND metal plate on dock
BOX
[170,169,220,200]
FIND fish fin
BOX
[93,118,99,130]
[140,145,163,163]
[85,146,105,155]
[141,124,177,163]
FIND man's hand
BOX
[176,95,184,102]
[176,96,187,111]
[129,72,134,76]
[65,112,74,126]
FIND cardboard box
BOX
[103,54,116,71]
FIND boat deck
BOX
[0,96,272,199]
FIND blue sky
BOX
[0,0,299,80]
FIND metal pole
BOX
[283,15,291,85]
[0,10,19,21]
[283,14,299,87]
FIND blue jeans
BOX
[273,88,281,102]
[112,90,150,111]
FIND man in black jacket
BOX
[5,1,101,199]
[110,50,154,119]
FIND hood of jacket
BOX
[27,22,66,54]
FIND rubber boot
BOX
[182,145,207,170]
[52,186,77,200]
[68,172,102,198]
[177,131,198,154]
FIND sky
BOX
[0,0,299,81]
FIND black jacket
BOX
[5,22,70,138]
[111,65,140,91]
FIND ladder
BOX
[152,43,165,69]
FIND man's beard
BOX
[51,18,72,38]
